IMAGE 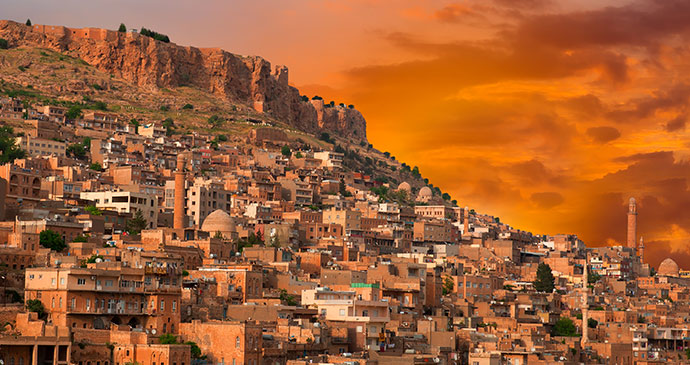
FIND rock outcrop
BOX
[0,21,367,141]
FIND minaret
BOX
[627,197,637,250]
[581,261,589,346]
[638,237,644,263]
[463,206,469,235]
[173,155,186,230]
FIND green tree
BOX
[126,210,147,235]
[159,333,177,344]
[89,162,103,171]
[25,19,32,26]
[118,23,127,32]
[85,205,102,216]
[281,145,291,157]
[66,143,86,159]
[182,103,194,110]
[552,317,577,337]
[185,341,204,359]
[533,263,555,292]
[411,166,421,178]
[65,105,83,120]
[0,38,8,50]
[207,115,224,129]
[0,126,26,163]
[39,230,66,251]
[86,254,103,263]
[73,235,89,243]
[442,192,451,201]
[26,299,45,318]
[279,289,298,306]
[588,272,601,284]
[587,318,598,328]
[129,119,140,133]
[162,118,175,136]
[442,276,454,295]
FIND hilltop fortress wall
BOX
[0,20,367,142]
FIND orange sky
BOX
[7,0,690,268]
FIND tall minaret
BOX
[627,197,637,250]
[581,260,589,346]
[173,155,186,230]
[463,206,469,235]
[638,237,644,263]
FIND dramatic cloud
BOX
[586,126,621,143]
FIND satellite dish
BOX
[151,329,157,335]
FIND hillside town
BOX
[0,92,684,365]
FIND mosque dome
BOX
[418,186,432,198]
[397,182,411,193]
[658,258,680,277]
[201,210,236,233]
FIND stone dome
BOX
[658,258,680,277]
[418,186,432,197]
[201,209,236,233]
[416,186,433,202]
[397,182,411,193]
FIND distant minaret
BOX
[627,197,637,250]
[639,237,644,263]
[581,261,589,346]
[463,206,469,235]
[173,155,186,230]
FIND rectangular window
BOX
[172,300,176,312]
[77,278,86,285]
[160,300,165,311]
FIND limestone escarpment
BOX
[0,20,366,141]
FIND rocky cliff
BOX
[0,20,367,141]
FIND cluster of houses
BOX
[0,96,686,365]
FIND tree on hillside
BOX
[66,143,86,159]
[126,210,147,235]
[281,145,291,157]
[207,115,224,129]
[65,105,82,120]
[25,19,32,26]
[129,118,140,133]
[0,38,8,50]
[118,23,127,32]
[0,126,26,164]
[39,229,66,252]
[533,263,555,292]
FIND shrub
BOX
[207,115,224,129]
[159,105,169,112]
[0,38,8,49]
[25,19,32,26]
[118,23,127,32]
[182,103,194,110]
